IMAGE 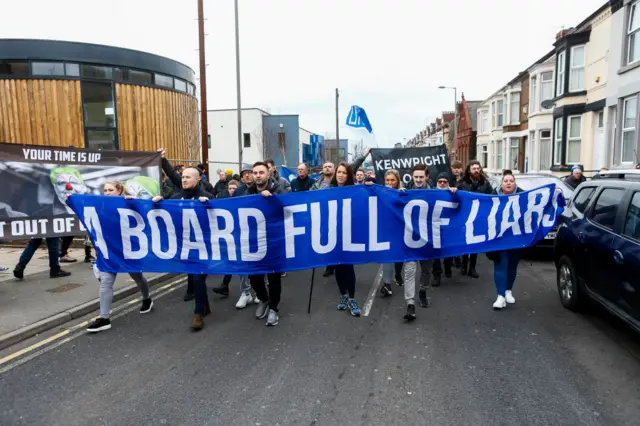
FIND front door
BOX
[593,110,605,168]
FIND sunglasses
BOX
[437,180,449,184]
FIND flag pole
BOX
[307,268,316,314]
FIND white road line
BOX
[363,265,383,317]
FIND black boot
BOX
[418,289,430,308]
[404,304,416,321]
[183,292,195,302]
[432,275,441,287]
[444,268,452,278]
[468,267,479,279]
[323,266,334,277]
[461,261,468,276]
[50,268,71,278]
[212,282,230,297]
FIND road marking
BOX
[363,265,383,317]
[0,276,187,372]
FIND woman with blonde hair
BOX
[86,181,153,333]
[376,170,404,297]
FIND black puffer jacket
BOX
[246,177,286,195]
[457,175,493,194]
[170,185,214,200]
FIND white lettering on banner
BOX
[487,198,500,241]
[22,148,52,161]
[181,209,208,260]
[0,222,6,238]
[404,200,429,248]
[542,190,560,227]
[465,200,486,244]
[53,218,65,233]
[432,201,458,249]
[342,198,366,252]
[498,196,522,238]
[11,221,24,236]
[368,196,390,251]
[83,207,109,259]
[24,220,39,236]
[375,154,449,172]
[148,210,177,259]
[311,200,337,254]
[78,152,87,162]
[65,217,74,232]
[283,204,308,259]
[238,208,267,261]
[524,188,551,233]
[207,209,237,261]
[118,208,148,259]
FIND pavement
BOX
[1,256,640,425]
[0,246,172,350]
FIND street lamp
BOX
[438,85,457,152]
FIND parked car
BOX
[489,173,574,248]
[554,170,640,332]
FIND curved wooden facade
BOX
[0,39,200,162]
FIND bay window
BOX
[628,1,640,65]
[567,115,582,164]
[569,45,585,92]
[541,72,553,105]
[492,102,496,128]
[556,51,566,96]
[496,140,503,169]
[554,118,563,165]
[509,137,519,169]
[497,100,504,127]
[481,145,488,168]
[539,130,552,170]
[510,92,520,124]
[621,95,638,163]
[531,77,538,113]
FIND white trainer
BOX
[505,290,516,304]
[493,295,507,310]
[235,292,253,309]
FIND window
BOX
[496,140,503,169]
[509,138,519,169]
[492,102,496,128]
[86,129,116,150]
[591,188,625,230]
[628,1,640,65]
[510,92,520,124]
[621,95,637,163]
[340,148,346,160]
[128,70,153,84]
[623,192,640,240]
[554,118,563,165]
[65,63,80,77]
[540,130,552,170]
[557,51,566,96]
[83,65,113,79]
[572,187,596,213]
[598,110,604,129]
[567,115,582,164]
[481,145,488,168]
[82,82,116,127]
[155,73,173,88]
[174,79,187,92]
[207,134,211,149]
[482,110,488,133]
[32,62,65,76]
[112,68,125,81]
[531,77,538,113]
[497,100,504,127]
[243,132,251,148]
[541,72,553,105]
[0,61,29,76]
[569,45,585,92]
[188,84,195,96]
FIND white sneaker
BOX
[235,293,253,309]
[505,290,515,304]
[493,295,507,310]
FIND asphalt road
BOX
[1,257,640,426]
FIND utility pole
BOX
[335,88,339,164]
[197,0,209,168]
[234,0,243,172]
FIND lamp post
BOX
[438,85,457,152]
[279,123,286,166]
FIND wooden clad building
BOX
[0,39,200,162]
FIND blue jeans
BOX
[17,238,61,271]
[190,274,209,315]
[494,250,521,296]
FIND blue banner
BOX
[279,166,320,183]
[67,184,564,275]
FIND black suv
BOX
[554,170,640,332]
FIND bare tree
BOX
[352,139,366,158]
[253,127,274,161]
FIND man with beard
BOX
[311,161,336,190]
[290,163,316,192]
[152,163,214,330]
[355,168,366,184]
[246,162,287,326]
[457,160,493,278]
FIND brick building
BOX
[455,95,482,166]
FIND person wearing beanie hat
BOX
[432,172,458,286]
[564,164,586,189]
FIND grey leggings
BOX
[99,271,150,318]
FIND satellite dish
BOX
[541,100,555,109]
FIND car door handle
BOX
[577,232,586,243]
[613,250,624,265]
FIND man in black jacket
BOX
[213,171,228,198]
[152,166,214,331]
[457,160,493,278]
[246,161,287,327]
[564,165,586,189]
[290,163,316,192]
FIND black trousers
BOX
[335,264,356,298]
[60,236,74,257]
[250,273,282,311]
[462,254,477,268]
[433,258,453,276]
[394,262,403,278]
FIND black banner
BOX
[0,143,161,240]
[370,145,452,185]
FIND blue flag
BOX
[67,184,564,275]
[346,105,373,133]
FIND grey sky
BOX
[2,0,606,147]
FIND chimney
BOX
[555,28,572,41]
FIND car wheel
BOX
[556,255,582,311]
